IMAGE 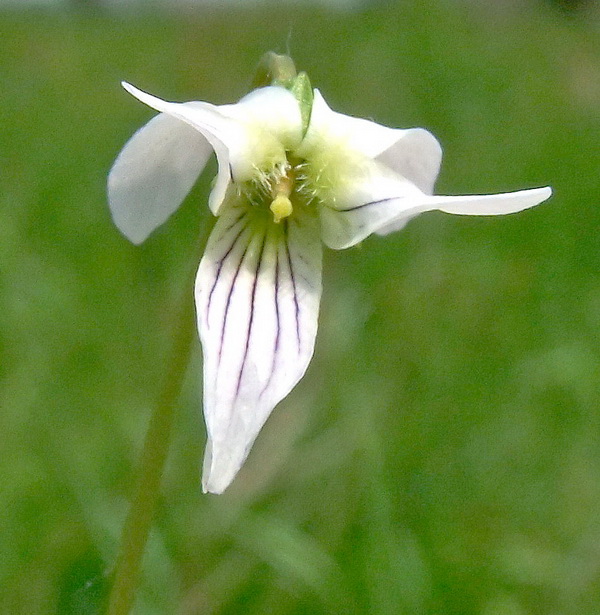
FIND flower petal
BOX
[297,89,442,192]
[319,158,426,250]
[321,164,551,248]
[121,83,298,215]
[108,112,212,244]
[196,204,322,494]
[428,186,553,215]
[375,186,552,236]
[375,127,442,195]
[121,82,238,214]
[219,86,303,151]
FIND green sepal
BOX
[290,72,313,137]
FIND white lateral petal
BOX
[196,204,322,494]
[375,186,552,236]
[298,90,442,192]
[373,212,423,237]
[319,157,426,250]
[429,186,552,215]
[321,197,425,251]
[108,112,212,244]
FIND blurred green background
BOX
[1,0,600,613]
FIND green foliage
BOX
[0,2,599,613]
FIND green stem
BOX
[107,271,197,615]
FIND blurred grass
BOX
[0,1,599,613]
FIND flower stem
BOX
[107,271,197,615]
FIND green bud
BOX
[250,53,314,137]
[251,52,297,89]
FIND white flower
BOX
[108,79,551,494]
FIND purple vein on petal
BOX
[206,219,249,323]
[260,240,281,400]
[234,227,267,401]
[333,197,403,213]
[283,221,302,351]
[289,218,317,291]
[217,238,252,369]
[213,207,246,243]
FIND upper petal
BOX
[121,83,301,215]
[196,203,322,494]
[375,127,442,195]
[297,89,442,193]
[121,83,238,215]
[108,112,212,244]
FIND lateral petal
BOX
[196,204,322,494]
[319,158,426,250]
[375,127,442,195]
[108,112,212,244]
[321,164,551,248]
[375,186,552,236]
[429,186,552,215]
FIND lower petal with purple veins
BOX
[195,204,322,494]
